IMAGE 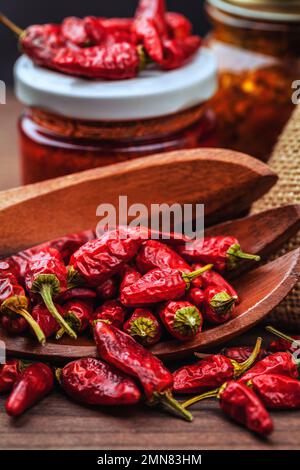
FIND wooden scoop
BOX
[0,148,277,256]
[0,147,298,361]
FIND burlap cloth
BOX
[252,104,300,330]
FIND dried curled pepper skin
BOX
[178,236,260,271]
[59,358,141,406]
[53,42,140,80]
[31,303,64,339]
[166,12,192,40]
[203,286,237,325]
[192,263,239,302]
[186,287,205,308]
[25,248,76,339]
[221,346,268,364]
[93,300,127,329]
[173,355,235,394]
[219,381,273,437]
[0,273,46,344]
[175,338,262,394]
[158,300,202,340]
[93,320,192,421]
[56,300,93,339]
[120,265,212,307]
[21,24,66,69]
[239,352,299,384]
[5,363,54,417]
[0,359,25,394]
[70,228,147,287]
[136,240,191,274]
[249,374,300,410]
[132,18,164,64]
[61,17,90,47]
[96,277,118,301]
[58,286,97,303]
[123,308,162,346]
[120,265,142,291]
[161,36,201,70]
[135,0,167,36]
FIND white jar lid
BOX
[14,48,217,121]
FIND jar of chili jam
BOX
[205,0,300,161]
[14,49,217,184]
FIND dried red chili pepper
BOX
[182,381,273,437]
[161,36,201,71]
[70,227,148,287]
[266,325,300,353]
[21,24,65,69]
[178,236,260,271]
[192,263,240,302]
[57,358,141,406]
[248,374,300,410]
[61,17,90,47]
[53,42,141,80]
[3,230,95,285]
[239,351,300,384]
[120,265,142,291]
[0,359,28,394]
[135,0,167,33]
[173,338,262,394]
[120,264,213,307]
[25,248,76,339]
[84,17,135,46]
[56,300,93,340]
[96,277,118,301]
[186,287,205,308]
[132,18,163,63]
[94,300,126,329]
[0,273,46,344]
[5,363,54,417]
[203,286,237,325]
[136,240,191,274]
[220,346,268,363]
[93,320,192,421]
[123,308,162,346]
[58,286,97,303]
[31,303,64,339]
[166,12,192,40]
[158,300,202,340]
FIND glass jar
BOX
[15,50,217,184]
[205,0,300,161]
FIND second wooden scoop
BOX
[0,148,277,256]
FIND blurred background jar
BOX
[15,49,217,184]
[205,0,300,161]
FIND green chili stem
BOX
[0,12,23,36]
[55,368,63,385]
[40,284,77,339]
[55,327,66,341]
[153,391,193,422]
[18,308,46,346]
[266,326,300,349]
[227,244,260,262]
[182,388,220,409]
[233,337,263,377]
[184,264,213,282]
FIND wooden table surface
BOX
[0,93,299,450]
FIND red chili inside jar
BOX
[15,50,218,184]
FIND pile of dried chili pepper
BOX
[0,0,201,80]
[0,225,265,425]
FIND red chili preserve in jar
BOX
[14,50,217,184]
